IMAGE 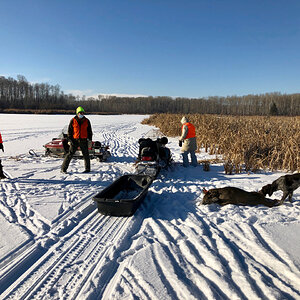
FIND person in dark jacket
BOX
[61,106,93,173]
[0,132,6,179]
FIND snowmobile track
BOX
[2,211,132,300]
[2,212,129,299]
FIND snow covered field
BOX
[0,113,299,300]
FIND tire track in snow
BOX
[0,151,106,293]
[2,211,133,300]
[77,198,160,299]
[98,124,139,160]
[1,153,147,297]
[3,129,56,143]
[100,185,300,300]
[194,213,300,299]
[0,194,96,295]
[0,173,50,238]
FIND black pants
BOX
[61,139,90,172]
[0,159,6,179]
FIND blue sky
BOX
[1,0,300,98]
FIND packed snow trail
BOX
[0,114,300,299]
[2,211,135,299]
[95,172,300,300]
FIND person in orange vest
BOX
[179,116,198,167]
[0,131,7,179]
[61,106,93,173]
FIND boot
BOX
[0,160,7,179]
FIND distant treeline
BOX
[1,75,300,115]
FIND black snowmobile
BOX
[135,136,172,177]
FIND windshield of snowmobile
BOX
[58,125,68,138]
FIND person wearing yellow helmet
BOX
[61,106,93,173]
[76,106,85,115]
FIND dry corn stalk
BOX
[143,114,300,172]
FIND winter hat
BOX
[76,106,85,114]
[181,116,189,124]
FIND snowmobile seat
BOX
[138,138,159,161]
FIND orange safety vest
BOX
[0,133,2,144]
[72,118,89,139]
[182,122,196,139]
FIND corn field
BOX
[142,114,300,173]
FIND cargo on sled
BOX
[93,174,154,217]
[135,136,172,177]
[43,126,111,162]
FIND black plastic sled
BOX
[93,174,154,217]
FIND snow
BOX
[0,113,299,299]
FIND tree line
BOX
[0,75,77,111]
[1,75,300,115]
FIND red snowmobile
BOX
[43,127,111,162]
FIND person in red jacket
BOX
[0,132,7,179]
[61,106,93,173]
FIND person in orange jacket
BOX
[61,106,93,173]
[179,116,198,167]
[0,132,7,179]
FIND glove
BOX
[179,140,182,147]
[0,143,3,152]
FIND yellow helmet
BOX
[76,106,85,114]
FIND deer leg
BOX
[280,191,289,204]
[288,192,293,203]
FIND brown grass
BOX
[142,114,300,173]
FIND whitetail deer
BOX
[260,173,300,204]
[202,187,280,207]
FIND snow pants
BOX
[182,150,197,167]
[61,139,90,172]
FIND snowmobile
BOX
[44,126,111,162]
[135,136,172,177]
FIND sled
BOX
[43,126,111,161]
[93,174,154,216]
